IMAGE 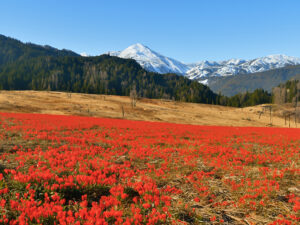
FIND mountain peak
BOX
[128,43,149,49]
[120,43,155,59]
[108,43,189,74]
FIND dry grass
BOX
[0,90,298,127]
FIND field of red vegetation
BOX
[0,112,299,224]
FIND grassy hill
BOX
[0,90,293,127]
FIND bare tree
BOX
[161,93,171,101]
[130,86,138,108]
[283,111,292,127]
[121,105,125,118]
[67,92,72,99]
[273,86,286,105]
[294,82,300,126]
[262,105,272,126]
[272,87,280,104]
[258,111,263,119]
[47,84,51,92]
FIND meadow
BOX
[0,90,295,128]
[0,112,299,224]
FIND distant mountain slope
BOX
[106,43,300,82]
[186,55,300,82]
[0,34,217,104]
[108,43,189,74]
[291,73,300,81]
[209,65,300,96]
[0,34,79,67]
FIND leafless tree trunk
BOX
[258,111,263,119]
[121,105,125,118]
[130,86,138,108]
[47,84,51,92]
[67,92,72,99]
[269,106,272,125]
[285,113,287,126]
[273,86,286,105]
[294,83,300,127]
[262,105,272,125]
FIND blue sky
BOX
[1,0,300,63]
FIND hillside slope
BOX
[209,65,300,96]
[0,35,217,104]
[0,90,293,128]
[0,34,78,66]
[0,55,217,103]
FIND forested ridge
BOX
[0,53,219,103]
[0,34,274,107]
[0,34,78,66]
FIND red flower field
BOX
[0,112,299,224]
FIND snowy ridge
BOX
[186,55,300,81]
[107,43,189,74]
[107,44,300,84]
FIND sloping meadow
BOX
[0,112,299,224]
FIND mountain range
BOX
[0,33,299,104]
[107,43,300,86]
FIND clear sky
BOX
[1,0,300,63]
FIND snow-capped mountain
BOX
[107,43,189,74]
[107,43,300,84]
[80,52,89,57]
[185,55,300,81]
